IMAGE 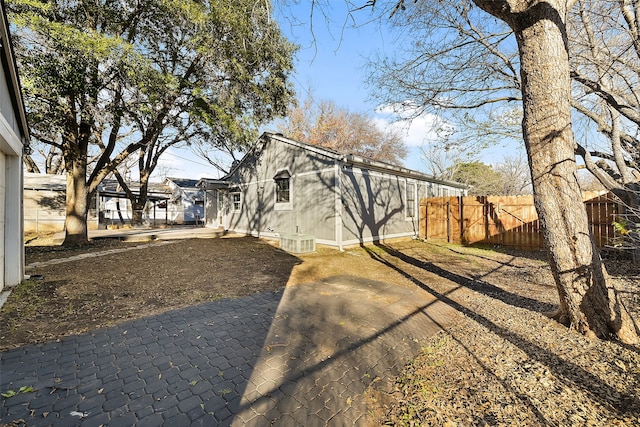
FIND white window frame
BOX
[274,169,293,211]
[405,180,417,220]
[231,191,242,212]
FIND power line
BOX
[164,149,221,170]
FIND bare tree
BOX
[428,153,531,195]
[417,112,494,180]
[192,138,245,176]
[363,0,638,342]
[23,144,65,175]
[277,94,408,165]
[369,0,640,205]
[368,1,522,128]
[569,0,640,208]
[495,151,532,195]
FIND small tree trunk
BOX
[131,200,145,225]
[63,159,89,247]
[511,2,638,343]
[131,169,151,226]
[115,200,125,224]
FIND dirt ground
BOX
[3,233,477,350]
[3,233,640,425]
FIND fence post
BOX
[459,196,464,244]
[483,196,489,243]
[446,200,451,243]
[419,199,427,240]
[425,199,428,240]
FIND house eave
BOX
[197,178,230,190]
[341,154,468,189]
[0,1,30,146]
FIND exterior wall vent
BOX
[279,233,316,254]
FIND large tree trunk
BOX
[63,158,89,246]
[475,0,639,343]
[62,117,92,247]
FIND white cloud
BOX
[373,103,447,147]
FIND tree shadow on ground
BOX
[232,275,451,424]
[439,241,549,263]
[372,244,556,314]
[364,243,640,420]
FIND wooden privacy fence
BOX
[419,191,620,250]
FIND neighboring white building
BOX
[0,3,30,291]
[23,175,204,229]
[98,180,170,226]
[23,172,66,233]
[98,178,203,226]
[164,178,204,225]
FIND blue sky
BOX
[163,2,436,179]
[162,2,516,180]
[274,2,388,113]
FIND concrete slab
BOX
[52,226,227,244]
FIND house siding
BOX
[164,178,204,225]
[294,170,337,243]
[224,137,338,242]
[0,62,18,137]
[202,133,467,250]
[340,166,419,245]
[0,7,27,291]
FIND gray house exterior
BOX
[199,132,467,250]
[1,2,29,291]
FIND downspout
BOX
[334,159,344,251]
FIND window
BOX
[231,192,241,212]
[274,170,291,205]
[276,178,290,203]
[406,182,416,219]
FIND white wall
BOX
[0,121,24,291]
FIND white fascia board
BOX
[341,154,467,190]
[0,114,23,156]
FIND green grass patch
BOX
[1,280,46,330]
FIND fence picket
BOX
[420,192,618,250]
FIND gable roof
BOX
[24,173,173,197]
[225,132,467,190]
[165,177,201,189]
[0,0,29,145]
